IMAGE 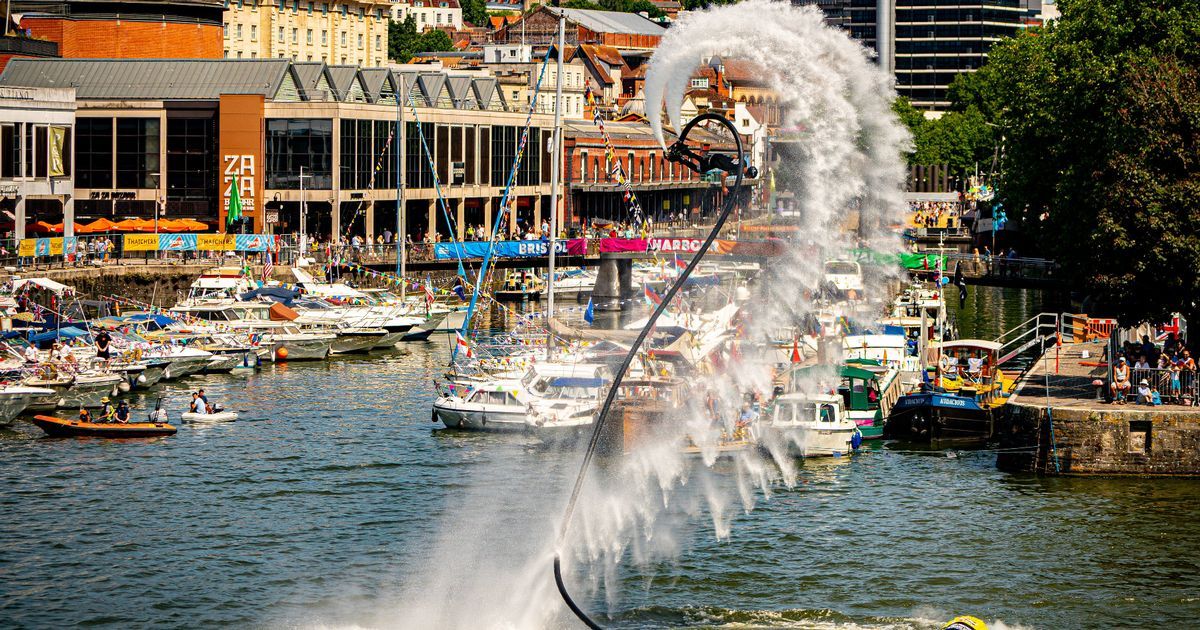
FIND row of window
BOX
[266,119,551,191]
[574,149,698,186]
[224,0,385,21]
[223,24,381,51]
[0,123,70,180]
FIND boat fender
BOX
[850,428,863,450]
[431,410,438,424]
[938,355,952,373]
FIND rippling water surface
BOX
[2,300,1199,629]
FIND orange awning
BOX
[80,218,118,234]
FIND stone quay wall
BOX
[998,402,1200,476]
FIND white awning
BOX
[13,277,73,295]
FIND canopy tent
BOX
[112,218,159,232]
[13,277,74,295]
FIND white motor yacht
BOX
[0,385,58,424]
[434,363,609,431]
[758,393,860,458]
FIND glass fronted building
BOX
[0,58,560,240]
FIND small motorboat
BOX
[31,414,176,438]
[181,411,239,424]
[494,270,544,301]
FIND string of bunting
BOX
[584,86,645,226]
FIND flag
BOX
[49,126,66,177]
[584,297,594,324]
[791,336,802,364]
[262,250,274,284]
[424,278,435,307]
[453,284,467,301]
[455,331,473,358]
[672,254,688,271]
[227,178,243,227]
[643,284,662,307]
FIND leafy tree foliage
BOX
[461,0,489,26]
[956,0,1200,324]
[389,16,456,63]
[893,96,996,181]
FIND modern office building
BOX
[0,58,560,240]
[223,0,391,67]
[798,0,1026,109]
[11,0,224,59]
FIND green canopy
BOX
[849,248,945,270]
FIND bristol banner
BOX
[434,239,570,260]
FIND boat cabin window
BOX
[824,261,859,275]
[819,404,836,423]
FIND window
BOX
[307,29,313,44]
[322,30,328,45]
[224,49,229,58]
[406,121,434,188]
[579,151,587,184]
[341,4,348,16]
[251,51,257,58]
[115,118,159,189]
[321,2,327,13]
[238,51,244,58]
[166,116,216,205]
[267,119,333,189]
[375,34,381,50]
[237,24,243,38]
[690,78,709,89]
[292,28,298,43]
[1,124,17,179]
[251,24,257,41]
[436,12,442,24]
[223,23,228,38]
[75,118,113,188]
[308,1,313,13]
[358,6,364,19]
[341,32,347,46]
[357,33,363,49]
[279,26,285,42]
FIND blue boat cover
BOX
[240,287,300,305]
[549,377,605,388]
[29,326,90,343]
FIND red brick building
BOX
[563,119,740,227]
[12,0,223,60]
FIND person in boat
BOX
[189,392,207,416]
[1110,357,1131,403]
[23,344,39,364]
[94,329,113,362]
[98,397,115,423]
[78,407,92,423]
[198,388,214,413]
[115,400,131,424]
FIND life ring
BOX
[938,355,952,373]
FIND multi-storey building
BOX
[223,0,391,67]
[390,0,464,31]
[798,0,1026,110]
[0,85,76,240]
[478,45,588,120]
[0,58,560,239]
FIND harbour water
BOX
[2,290,1198,629]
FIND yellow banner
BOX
[123,234,160,251]
[198,234,236,251]
[18,239,35,257]
[49,126,66,177]
[48,238,63,256]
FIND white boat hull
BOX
[433,398,528,431]
[182,411,239,424]
[58,377,124,409]
[273,338,331,361]
[331,333,386,355]
[767,425,858,458]
[162,356,212,380]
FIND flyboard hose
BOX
[553,113,758,629]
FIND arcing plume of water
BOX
[365,3,915,627]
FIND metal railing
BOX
[1124,367,1200,406]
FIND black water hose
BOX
[553,113,754,628]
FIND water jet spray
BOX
[552,112,755,629]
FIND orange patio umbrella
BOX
[156,219,191,233]
[112,218,157,232]
[176,218,209,232]
[80,218,118,234]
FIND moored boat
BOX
[181,411,239,423]
[31,414,177,438]
[759,393,860,457]
[0,386,59,424]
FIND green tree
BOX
[893,96,995,180]
[562,0,602,8]
[461,0,489,26]
[389,16,455,63]
[960,0,1200,325]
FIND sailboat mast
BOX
[546,8,565,359]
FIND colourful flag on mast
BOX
[227,178,243,227]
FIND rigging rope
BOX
[452,45,556,363]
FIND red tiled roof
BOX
[721,59,769,85]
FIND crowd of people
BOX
[909,201,962,229]
[1108,333,1196,405]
